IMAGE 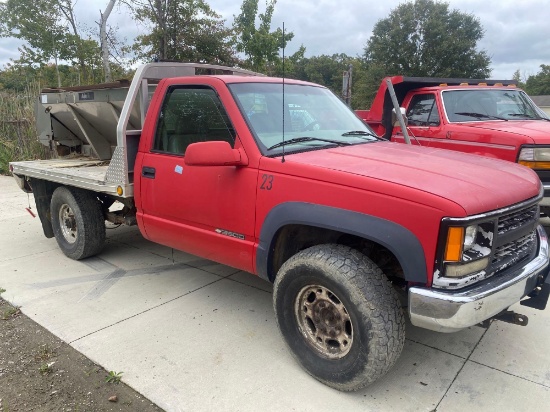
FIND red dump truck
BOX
[356,77,550,215]
[9,63,550,391]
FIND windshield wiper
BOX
[267,137,353,151]
[505,113,544,120]
[455,112,508,121]
[341,130,378,138]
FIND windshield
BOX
[442,89,550,122]
[228,82,378,155]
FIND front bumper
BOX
[409,225,550,332]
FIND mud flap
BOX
[520,267,550,311]
[29,178,55,238]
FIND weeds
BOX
[1,306,20,320]
[39,362,54,375]
[0,84,53,174]
[0,287,5,294]
[105,370,123,384]
[83,366,100,377]
[34,344,56,361]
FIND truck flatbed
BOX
[10,158,118,195]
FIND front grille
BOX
[434,198,541,290]
[497,205,538,235]
[489,203,539,276]
[491,231,536,271]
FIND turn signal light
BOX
[518,161,550,170]
[444,227,464,262]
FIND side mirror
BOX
[392,107,408,126]
[184,141,248,167]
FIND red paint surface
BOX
[133,75,541,287]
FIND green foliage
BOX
[0,0,126,84]
[353,63,388,109]
[233,0,295,73]
[35,344,56,361]
[0,0,66,64]
[512,69,526,89]
[524,65,550,95]
[364,0,491,79]
[105,370,123,384]
[39,362,54,375]
[288,54,372,109]
[131,0,237,65]
[0,84,52,174]
[1,305,20,320]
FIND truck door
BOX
[137,85,257,273]
[393,93,445,147]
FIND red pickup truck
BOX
[356,77,550,215]
[9,63,550,391]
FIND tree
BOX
[364,0,491,79]
[0,0,103,85]
[233,0,294,73]
[0,0,67,86]
[290,54,371,109]
[100,0,116,82]
[524,65,550,96]
[130,0,237,65]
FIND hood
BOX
[286,142,540,215]
[462,120,550,144]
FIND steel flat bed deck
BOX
[10,159,122,195]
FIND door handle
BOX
[142,166,156,179]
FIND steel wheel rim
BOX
[59,203,77,244]
[295,284,353,359]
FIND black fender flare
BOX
[256,202,427,283]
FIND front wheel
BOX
[50,186,106,260]
[273,244,405,391]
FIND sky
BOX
[0,0,549,80]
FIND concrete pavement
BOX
[1,174,549,411]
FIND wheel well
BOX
[269,224,405,284]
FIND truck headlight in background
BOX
[518,146,550,169]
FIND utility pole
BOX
[342,64,352,106]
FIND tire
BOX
[273,244,405,391]
[50,186,106,260]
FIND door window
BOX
[406,94,440,126]
[153,86,235,155]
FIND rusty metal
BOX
[294,284,353,359]
[105,211,136,226]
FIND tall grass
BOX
[0,83,52,175]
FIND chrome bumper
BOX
[541,184,550,207]
[409,225,550,332]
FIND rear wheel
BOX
[273,244,405,391]
[50,186,106,260]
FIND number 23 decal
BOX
[260,174,274,190]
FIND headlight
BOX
[518,146,550,169]
[445,257,489,278]
[436,221,495,287]
[463,225,477,250]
